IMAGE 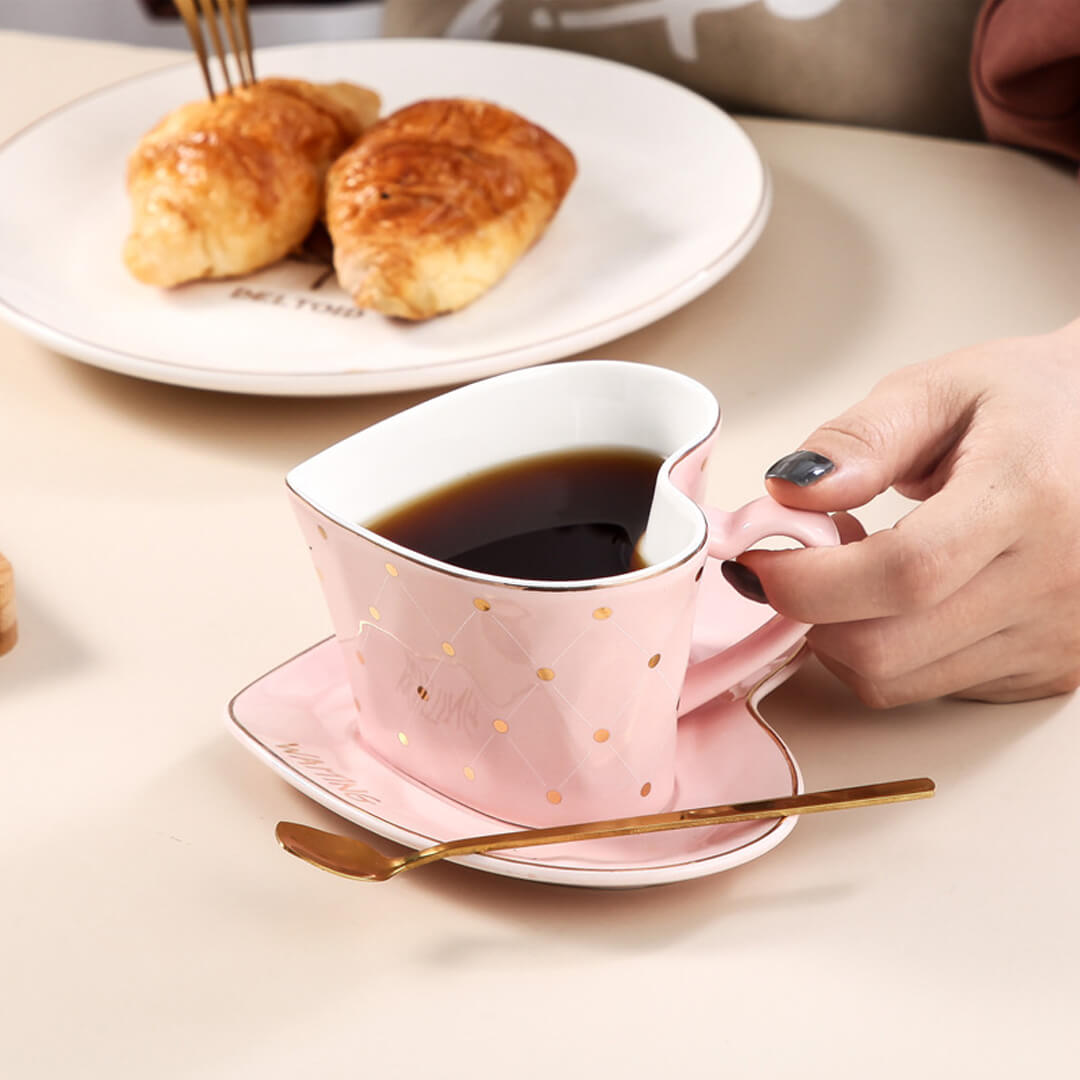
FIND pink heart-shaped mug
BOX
[288,361,837,826]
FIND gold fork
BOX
[174,0,255,102]
[276,777,935,882]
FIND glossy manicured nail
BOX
[765,450,835,486]
[721,560,768,604]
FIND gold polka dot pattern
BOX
[329,536,683,815]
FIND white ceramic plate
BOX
[0,39,769,396]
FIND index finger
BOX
[738,470,1026,624]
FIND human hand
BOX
[722,319,1080,706]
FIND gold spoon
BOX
[276,777,934,882]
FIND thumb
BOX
[762,363,969,511]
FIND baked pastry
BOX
[0,552,15,657]
[124,78,380,287]
[325,98,576,320]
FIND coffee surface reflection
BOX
[366,448,663,581]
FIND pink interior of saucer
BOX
[227,629,801,873]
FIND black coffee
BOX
[366,448,663,581]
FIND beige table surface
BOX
[2,29,1079,1080]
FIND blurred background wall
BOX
[0,1,384,46]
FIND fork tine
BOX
[234,0,257,85]
[216,0,251,89]
[196,0,234,95]
[174,0,215,101]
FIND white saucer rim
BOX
[0,178,771,395]
[225,638,806,887]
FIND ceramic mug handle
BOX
[677,496,839,717]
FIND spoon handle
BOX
[405,777,935,870]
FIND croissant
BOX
[124,78,380,287]
[325,98,576,320]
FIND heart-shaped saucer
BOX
[226,627,806,889]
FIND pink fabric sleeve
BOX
[971,0,1080,163]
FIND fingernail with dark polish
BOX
[721,560,768,604]
[765,450,836,486]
